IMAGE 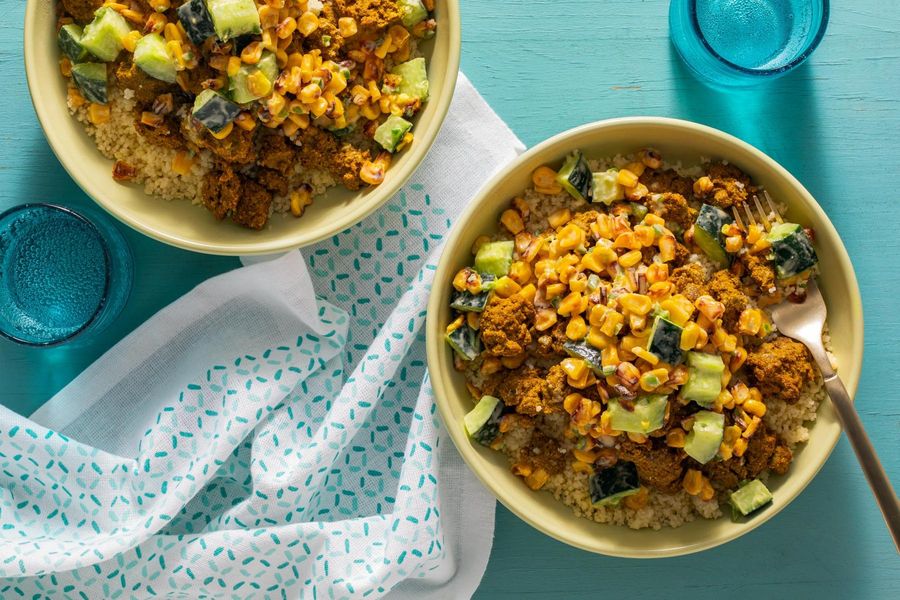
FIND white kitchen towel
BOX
[0,73,524,599]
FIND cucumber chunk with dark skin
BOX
[177,0,217,45]
[694,203,734,268]
[445,325,481,361]
[590,461,641,506]
[556,150,593,202]
[229,51,277,104]
[464,395,504,446]
[80,7,132,62]
[648,315,684,365]
[207,0,262,41]
[71,62,108,104]
[58,24,89,63]
[563,342,605,375]
[451,288,491,313]
[134,33,177,84]
[193,89,241,133]
[767,222,818,279]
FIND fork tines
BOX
[731,190,784,232]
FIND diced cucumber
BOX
[694,203,734,268]
[607,395,668,435]
[464,395,504,446]
[207,0,261,41]
[630,202,649,220]
[681,352,725,408]
[133,33,177,84]
[80,7,132,62]
[648,315,684,365]
[399,0,429,28]
[58,24,89,63]
[729,479,773,519]
[71,62,108,104]
[177,0,217,45]
[591,169,625,205]
[391,57,429,101]
[556,150,593,202]
[474,241,514,277]
[563,342,604,375]
[684,410,724,464]
[374,115,413,153]
[193,89,241,133]
[445,325,481,361]
[767,222,818,279]
[229,52,277,104]
[450,287,492,313]
[590,461,640,507]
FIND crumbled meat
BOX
[708,270,750,332]
[639,169,694,198]
[703,162,753,208]
[178,61,217,96]
[254,168,290,196]
[743,426,777,476]
[672,241,691,267]
[567,210,601,233]
[194,125,256,164]
[746,336,817,403]
[702,426,778,490]
[295,127,371,190]
[479,295,535,357]
[532,321,568,358]
[305,2,344,59]
[495,367,544,412]
[232,179,273,230]
[114,59,177,105]
[257,132,298,174]
[134,113,184,150]
[543,364,573,405]
[741,253,777,294]
[617,439,685,494]
[200,163,241,221]
[650,192,695,233]
[334,0,403,30]
[517,429,566,475]
[769,442,793,475]
[61,0,103,23]
[669,262,709,302]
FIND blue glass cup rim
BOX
[0,203,113,347]
[688,0,831,76]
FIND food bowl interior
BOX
[427,118,863,557]
[25,1,460,255]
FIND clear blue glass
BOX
[0,204,132,346]
[670,0,829,87]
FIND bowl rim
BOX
[23,0,461,255]
[426,116,864,558]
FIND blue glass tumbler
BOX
[0,204,133,346]
[670,0,830,87]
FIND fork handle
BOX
[821,371,900,553]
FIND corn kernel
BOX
[693,176,713,197]
[599,310,624,337]
[682,469,703,496]
[618,249,643,268]
[666,429,685,448]
[658,234,676,262]
[618,293,653,316]
[532,166,562,195]
[679,322,702,351]
[493,276,521,298]
[338,17,358,37]
[518,283,537,303]
[633,347,660,366]
[535,309,558,332]
[500,209,525,234]
[725,235,743,253]
[297,11,320,36]
[547,207,571,228]
[617,168,639,188]
[743,399,767,417]
[566,315,588,341]
[508,261,532,286]
[88,103,110,125]
[557,291,585,317]
[613,232,640,250]
[625,183,649,201]
[227,56,242,77]
[122,30,142,53]
[738,308,763,335]
[171,150,194,176]
[557,223,586,250]
[646,262,668,284]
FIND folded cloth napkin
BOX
[0,73,524,599]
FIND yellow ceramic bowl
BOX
[24,1,460,255]
[426,117,863,558]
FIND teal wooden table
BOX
[2,1,899,597]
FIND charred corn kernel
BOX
[466,312,481,331]
[619,293,653,316]
[338,16,358,37]
[227,56,242,77]
[359,156,388,186]
[568,273,588,294]
[693,176,714,197]
[297,11,319,35]
[535,308,558,332]
[67,86,86,109]
[525,467,550,490]
[59,57,73,77]
[299,82,322,103]
[625,183,649,201]
[492,276,521,298]
[501,353,527,370]
[743,399,767,417]
[566,315,588,341]
[695,295,726,321]
[738,308,763,335]
[445,315,464,334]
[617,168,639,188]
[725,235,743,253]
[572,460,594,475]
[241,41,263,64]
[267,91,286,116]
[500,209,525,234]
[742,416,761,439]
[558,223,586,250]
[122,30,142,52]
[644,263,668,285]
[88,103,110,125]
[732,437,748,457]
[699,479,716,502]
[601,345,620,367]
[511,462,532,478]
[632,224,655,247]
[612,232,640,250]
[660,295,694,326]
[634,347,660,366]
[276,16,297,39]
[729,347,747,372]
[518,283,537,303]
[557,291,585,317]
[618,249,643,268]
[648,281,674,302]
[547,207,571,228]
[171,150,194,176]
[145,11,167,33]
[599,310,624,337]
[750,238,772,254]
[561,358,589,381]
[532,166,562,193]
[507,262,532,286]
[682,469,703,496]
[586,327,611,349]
[163,22,182,43]
[210,121,233,139]
[543,282,565,301]
[666,429,686,448]
[746,223,764,244]
[658,234,677,262]
[149,0,170,11]
[288,185,313,217]
[639,368,667,391]
[678,322,702,351]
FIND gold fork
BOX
[737,193,900,551]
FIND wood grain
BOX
[0,0,898,596]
